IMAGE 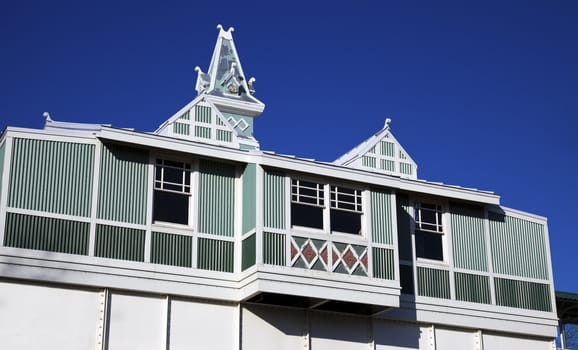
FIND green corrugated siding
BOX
[151,232,192,267]
[380,159,395,172]
[380,141,395,157]
[372,247,395,279]
[264,232,286,266]
[450,203,488,272]
[8,138,94,217]
[195,126,211,139]
[197,238,234,272]
[4,212,89,255]
[242,234,256,270]
[494,277,552,311]
[242,164,256,234]
[195,105,212,124]
[95,224,145,262]
[216,129,232,143]
[198,160,235,237]
[489,212,549,280]
[370,190,394,244]
[362,155,376,168]
[454,272,491,304]
[97,143,149,225]
[263,171,285,229]
[399,163,412,175]
[173,122,190,135]
[417,267,451,299]
[396,194,413,261]
[0,142,5,202]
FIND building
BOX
[0,25,558,349]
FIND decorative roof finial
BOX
[385,117,392,128]
[216,24,235,40]
[248,77,256,94]
[43,112,52,122]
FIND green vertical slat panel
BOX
[197,238,234,272]
[263,171,286,229]
[195,105,212,124]
[216,130,232,143]
[417,267,451,299]
[8,139,94,217]
[396,194,413,261]
[399,163,413,175]
[380,159,395,172]
[173,123,190,135]
[242,164,256,234]
[370,190,394,244]
[198,160,235,237]
[95,224,145,262]
[362,156,376,168]
[195,126,211,139]
[179,110,190,120]
[97,143,149,225]
[0,142,5,202]
[380,141,395,157]
[4,213,89,255]
[372,247,395,279]
[494,277,551,312]
[242,234,256,270]
[151,232,192,267]
[454,272,491,304]
[263,232,286,266]
[450,203,488,272]
[489,212,549,280]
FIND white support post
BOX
[474,329,483,350]
[96,289,109,350]
[0,136,13,247]
[89,140,102,256]
[144,153,155,263]
[255,164,265,266]
[234,166,243,273]
[428,325,436,350]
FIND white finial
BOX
[216,24,223,31]
[227,27,235,33]
[248,77,256,85]
[194,66,202,73]
[43,112,52,122]
[217,24,234,40]
[248,77,256,94]
[385,118,391,128]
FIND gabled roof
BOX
[334,119,418,179]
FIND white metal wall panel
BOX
[310,312,369,350]
[482,333,552,350]
[435,328,475,350]
[242,305,306,350]
[170,299,237,350]
[374,320,429,350]
[107,293,166,350]
[0,282,99,350]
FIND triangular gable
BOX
[154,96,259,150]
[334,120,418,179]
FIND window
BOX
[291,178,363,235]
[153,159,192,225]
[414,202,444,260]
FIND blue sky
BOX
[1,1,577,291]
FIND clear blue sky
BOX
[1,1,577,292]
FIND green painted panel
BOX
[194,105,212,124]
[396,194,413,261]
[489,212,549,280]
[97,143,149,225]
[263,171,285,229]
[362,155,376,168]
[95,224,145,262]
[151,232,192,267]
[221,112,253,138]
[373,247,395,279]
[195,126,211,139]
[216,129,232,143]
[370,190,394,244]
[4,212,89,255]
[173,122,190,135]
[450,203,488,272]
[454,272,491,304]
[417,267,451,299]
[179,110,190,120]
[264,232,285,265]
[399,163,413,175]
[494,277,551,312]
[197,238,234,272]
[242,234,256,270]
[380,141,395,157]
[198,160,235,237]
[0,142,5,203]
[242,163,256,234]
[8,138,94,217]
[380,159,395,172]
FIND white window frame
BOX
[152,158,194,227]
[414,200,447,264]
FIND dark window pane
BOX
[164,167,183,184]
[291,203,323,229]
[400,265,414,294]
[164,160,184,168]
[420,209,436,225]
[164,183,183,192]
[415,230,443,260]
[155,166,162,181]
[153,190,189,225]
[330,209,361,234]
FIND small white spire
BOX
[217,24,235,40]
[43,112,52,122]
[385,117,392,128]
[248,77,256,94]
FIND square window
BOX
[291,179,324,230]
